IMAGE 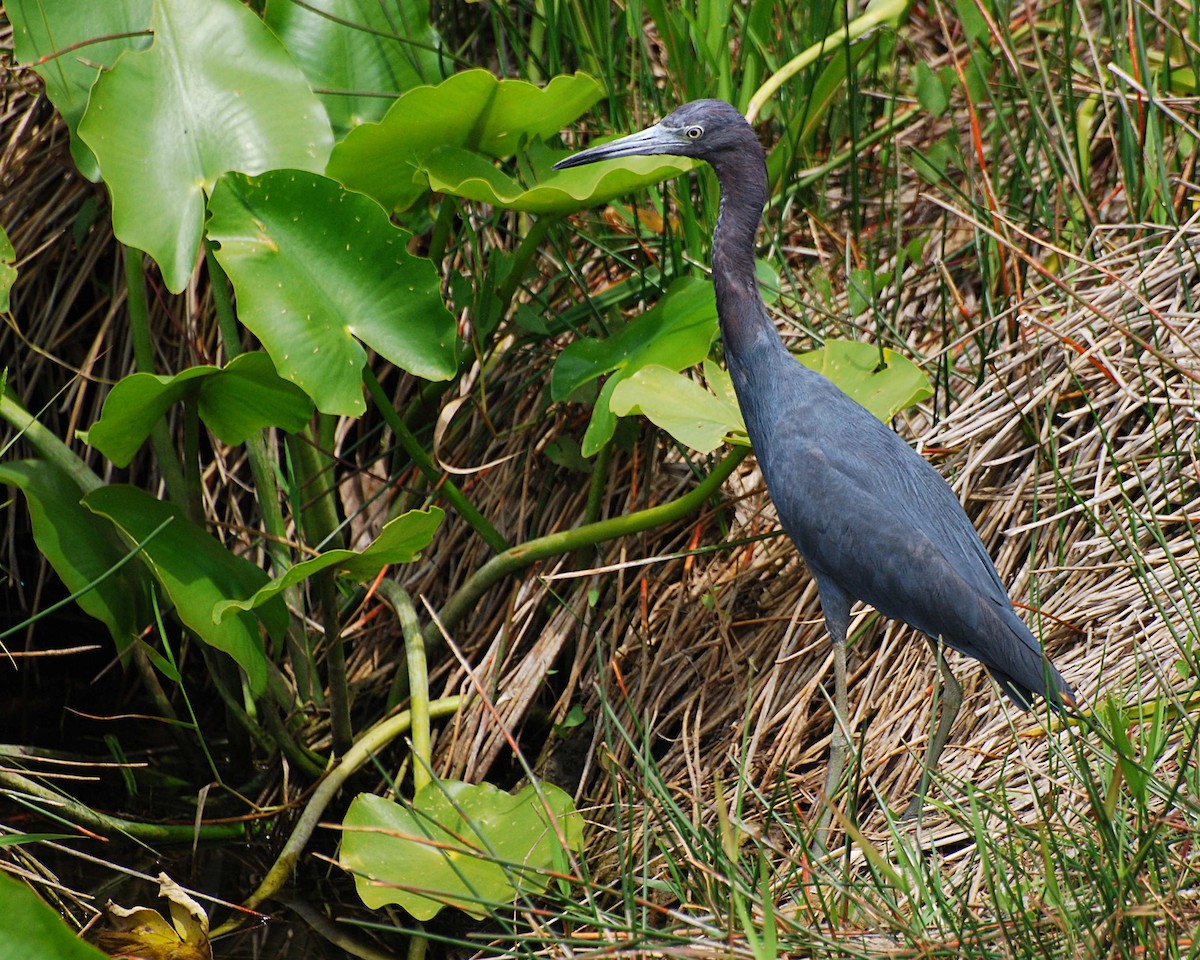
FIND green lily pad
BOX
[213,507,443,622]
[264,0,443,135]
[206,170,457,416]
[85,352,314,467]
[551,275,718,456]
[82,486,286,695]
[341,779,583,920]
[327,69,603,211]
[0,461,150,655]
[8,0,152,180]
[77,0,333,292]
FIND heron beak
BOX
[553,122,678,170]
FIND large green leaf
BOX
[77,0,334,292]
[0,461,150,654]
[326,69,603,211]
[341,780,583,920]
[207,170,456,415]
[608,341,934,454]
[0,873,109,960]
[611,364,746,454]
[82,486,286,695]
[796,339,933,420]
[8,0,152,181]
[421,143,693,215]
[214,507,443,621]
[264,0,443,135]
[86,352,314,467]
[551,276,719,456]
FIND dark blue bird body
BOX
[555,99,1073,817]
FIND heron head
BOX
[553,99,755,170]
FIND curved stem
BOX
[0,769,243,843]
[217,695,464,928]
[745,0,908,123]
[427,447,749,646]
[0,392,101,493]
[375,582,431,791]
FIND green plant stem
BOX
[218,694,464,928]
[427,447,749,646]
[0,393,101,492]
[206,246,321,701]
[494,214,558,315]
[363,368,508,553]
[375,582,430,789]
[123,245,189,508]
[290,428,353,753]
[745,0,908,123]
[583,439,612,526]
[0,769,243,842]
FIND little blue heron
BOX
[555,100,1075,824]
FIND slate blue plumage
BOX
[556,100,1074,820]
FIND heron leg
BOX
[815,583,852,848]
[902,636,963,821]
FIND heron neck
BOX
[709,150,775,359]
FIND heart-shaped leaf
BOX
[214,507,443,621]
[551,275,718,455]
[77,0,333,291]
[341,779,583,919]
[264,0,444,135]
[610,365,746,454]
[86,352,314,467]
[327,69,603,211]
[207,170,457,415]
[8,0,152,180]
[795,339,933,420]
[0,461,150,654]
[82,486,286,695]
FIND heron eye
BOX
[685,125,704,140]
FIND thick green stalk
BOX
[0,392,99,491]
[123,246,189,507]
[290,428,353,754]
[0,769,243,842]
[427,447,749,646]
[206,245,320,703]
[375,582,431,790]
[364,368,507,553]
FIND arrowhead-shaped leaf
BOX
[8,0,152,180]
[207,170,457,415]
[264,0,444,135]
[341,779,583,919]
[327,69,603,211]
[0,461,150,654]
[82,486,285,695]
[86,352,314,467]
[213,507,443,621]
[77,0,333,291]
